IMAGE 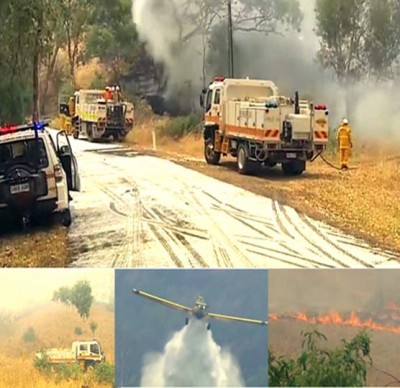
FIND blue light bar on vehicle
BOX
[0,121,49,135]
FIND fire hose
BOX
[310,151,358,171]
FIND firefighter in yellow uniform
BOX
[336,118,352,170]
[68,96,75,117]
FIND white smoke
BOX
[131,0,400,141]
[140,319,245,387]
[132,0,204,99]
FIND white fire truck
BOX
[200,77,329,176]
[35,339,105,370]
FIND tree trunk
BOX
[40,46,61,115]
[32,28,41,122]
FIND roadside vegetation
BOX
[269,330,372,386]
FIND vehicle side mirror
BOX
[60,145,70,155]
[200,94,204,108]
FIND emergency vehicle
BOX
[0,122,80,227]
[35,340,105,370]
[70,89,134,142]
[200,77,329,175]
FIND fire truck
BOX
[200,77,329,176]
[66,89,134,142]
[35,340,105,370]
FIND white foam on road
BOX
[65,136,400,268]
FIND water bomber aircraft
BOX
[132,288,268,330]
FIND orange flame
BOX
[269,310,400,335]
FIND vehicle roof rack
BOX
[0,121,49,136]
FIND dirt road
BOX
[67,137,400,268]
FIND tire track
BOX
[146,223,184,268]
[177,180,250,267]
[246,249,309,268]
[97,184,139,267]
[148,207,208,268]
[273,201,350,267]
[300,214,373,268]
[239,240,335,268]
[203,190,276,228]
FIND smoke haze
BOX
[269,269,400,314]
[131,0,400,141]
[0,269,114,315]
[140,319,244,387]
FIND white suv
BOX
[0,122,80,227]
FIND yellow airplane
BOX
[132,288,268,330]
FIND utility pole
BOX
[227,0,234,78]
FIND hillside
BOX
[0,302,114,387]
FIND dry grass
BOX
[0,302,114,387]
[269,321,400,386]
[127,123,400,252]
[0,226,69,267]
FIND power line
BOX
[227,0,234,78]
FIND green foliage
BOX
[22,327,36,343]
[34,355,84,382]
[54,363,83,383]
[85,0,140,82]
[33,352,52,376]
[160,113,202,139]
[74,326,83,335]
[94,362,115,385]
[269,330,372,387]
[53,280,94,319]
[315,0,400,82]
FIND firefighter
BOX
[68,96,75,117]
[104,86,113,101]
[336,118,352,170]
[115,85,124,102]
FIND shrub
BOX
[95,362,115,385]
[54,363,83,383]
[33,352,52,376]
[22,327,36,343]
[89,321,98,336]
[269,330,372,387]
[160,113,202,139]
[74,326,83,335]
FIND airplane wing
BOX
[132,288,191,312]
[208,312,267,325]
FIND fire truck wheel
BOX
[204,138,221,165]
[282,160,305,176]
[61,209,72,227]
[87,125,95,142]
[237,143,255,175]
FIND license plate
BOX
[286,153,297,159]
[10,183,30,194]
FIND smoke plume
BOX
[131,0,400,142]
[140,319,244,387]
